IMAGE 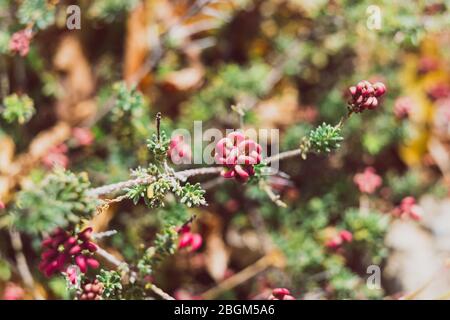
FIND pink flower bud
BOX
[270,288,295,300]
[66,265,79,285]
[78,227,93,241]
[72,127,94,147]
[42,144,69,169]
[3,283,25,300]
[75,255,87,273]
[9,29,32,56]
[348,80,386,113]
[325,238,342,249]
[353,167,382,194]
[168,135,192,164]
[86,257,100,269]
[272,288,290,297]
[215,132,262,182]
[0,201,5,210]
[189,233,203,252]
[373,82,386,97]
[82,241,97,252]
[41,249,58,261]
[178,232,193,249]
[64,236,77,248]
[69,245,82,255]
[392,196,423,221]
[394,97,414,119]
[339,230,353,243]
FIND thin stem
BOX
[87,176,155,197]
[87,167,222,197]
[88,108,353,197]
[263,149,302,165]
[9,229,44,300]
[156,112,162,142]
[149,284,175,300]
[95,246,125,268]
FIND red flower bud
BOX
[339,230,353,243]
[69,245,82,255]
[348,80,386,113]
[178,232,193,249]
[272,288,290,298]
[82,241,98,252]
[86,257,100,269]
[78,227,93,241]
[189,234,203,252]
[75,255,87,273]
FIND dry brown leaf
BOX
[0,176,13,203]
[53,35,95,124]
[124,0,179,86]
[27,122,71,159]
[91,201,117,233]
[124,2,151,84]
[202,212,230,282]
[0,122,71,202]
[56,99,97,126]
[254,86,302,129]
[0,135,15,174]
[54,35,94,99]
[161,66,204,92]
[205,234,229,282]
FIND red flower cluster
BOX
[348,80,386,113]
[268,288,295,300]
[168,135,192,164]
[0,201,5,210]
[2,282,25,300]
[42,144,69,169]
[392,197,422,221]
[427,83,450,100]
[418,56,439,74]
[78,279,104,300]
[9,29,32,56]
[394,97,414,119]
[353,167,382,194]
[215,131,262,182]
[325,230,353,249]
[177,225,202,252]
[39,227,99,277]
[72,127,94,147]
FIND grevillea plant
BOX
[5,78,390,299]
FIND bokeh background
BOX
[1,0,450,300]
